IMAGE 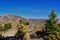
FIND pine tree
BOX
[44,10,59,40]
[45,10,58,33]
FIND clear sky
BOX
[0,0,60,19]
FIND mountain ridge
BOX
[0,14,46,26]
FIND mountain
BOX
[0,14,46,27]
[0,14,46,30]
[29,19,46,27]
[0,14,46,37]
[0,14,29,23]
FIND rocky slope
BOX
[0,14,46,28]
[0,14,46,37]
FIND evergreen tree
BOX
[45,10,58,33]
[44,10,59,40]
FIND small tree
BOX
[0,24,3,32]
[44,10,59,40]
[45,10,58,33]
[16,20,29,40]
[32,24,40,38]
[0,22,12,35]
[4,22,12,31]
[33,24,40,33]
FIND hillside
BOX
[0,14,46,37]
[0,14,46,27]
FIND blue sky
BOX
[0,0,60,19]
